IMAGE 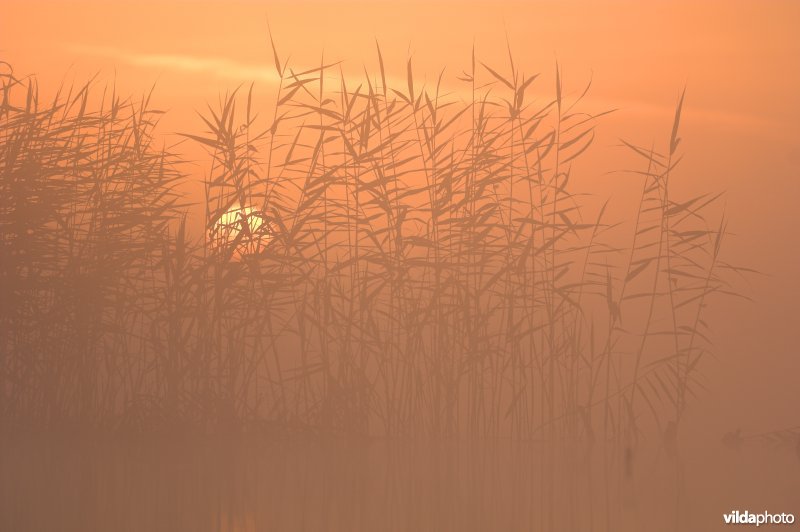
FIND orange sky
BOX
[3,0,799,438]
[4,1,799,134]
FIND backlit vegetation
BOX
[0,46,741,440]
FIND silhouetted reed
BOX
[0,47,741,441]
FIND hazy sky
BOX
[3,1,798,130]
[3,0,799,438]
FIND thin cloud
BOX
[66,43,281,84]
[66,43,773,136]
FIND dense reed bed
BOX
[0,48,741,441]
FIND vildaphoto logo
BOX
[724,511,796,526]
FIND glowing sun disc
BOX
[210,205,270,254]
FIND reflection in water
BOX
[0,436,796,531]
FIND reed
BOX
[0,47,741,441]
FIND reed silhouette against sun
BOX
[0,41,742,442]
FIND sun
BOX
[210,205,271,255]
